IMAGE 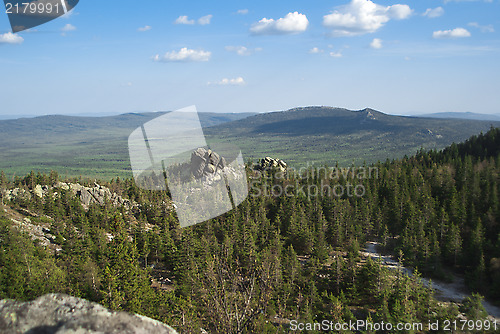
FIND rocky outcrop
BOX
[255,157,287,173]
[5,182,136,211]
[34,184,48,198]
[4,188,29,201]
[58,182,136,210]
[10,216,58,249]
[190,147,227,178]
[0,294,178,334]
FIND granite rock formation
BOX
[0,294,178,334]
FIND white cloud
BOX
[0,32,24,44]
[138,25,152,32]
[250,12,309,35]
[174,16,195,25]
[153,48,211,62]
[208,77,246,86]
[423,7,444,18]
[330,51,343,58]
[225,46,262,56]
[309,47,324,54]
[433,27,471,39]
[175,15,212,25]
[237,9,249,15]
[198,15,213,25]
[61,23,76,32]
[323,0,412,37]
[468,22,494,33]
[387,4,412,19]
[370,38,383,49]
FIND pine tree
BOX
[446,223,462,266]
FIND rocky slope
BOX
[5,181,137,210]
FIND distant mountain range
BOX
[204,106,500,167]
[0,107,498,179]
[414,112,500,122]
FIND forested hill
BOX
[205,106,500,167]
[382,127,500,301]
[425,126,500,162]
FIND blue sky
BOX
[0,0,499,116]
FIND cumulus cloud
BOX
[370,38,383,49]
[423,7,444,18]
[138,25,152,32]
[208,77,245,86]
[225,46,262,56]
[175,15,213,25]
[250,12,309,35]
[309,47,324,54]
[468,22,494,33]
[330,51,343,58]
[323,0,412,37]
[237,9,249,15]
[433,27,471,39]
[61,23,76,32]
[153,48,211,62]
[386,4,412,19]
[198,15,213,25]
[174,16,195,25]
[0,32,24,44]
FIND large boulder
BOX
[190,148,226,179]
[0,294,178,334]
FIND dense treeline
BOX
[392,127,500,298]
[0,128,498,333]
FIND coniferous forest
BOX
[0,128,499,333]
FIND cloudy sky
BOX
[0,0,499,116]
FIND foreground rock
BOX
[0,294,178,334]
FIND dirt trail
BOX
[361,241,500,321]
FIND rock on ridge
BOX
[255,157,287,173]
[0,294,178,334]
[5,182,137,211]
[190,147,227,179]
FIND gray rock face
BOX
[10,217,56,249]
[0,294,178,334]
[190,148,226,179]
